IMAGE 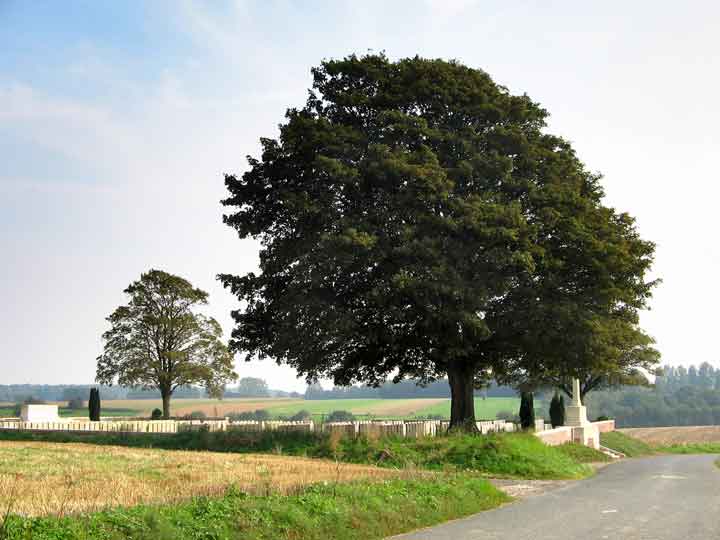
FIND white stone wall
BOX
[20,404,59,422]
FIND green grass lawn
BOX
[410,397,525,420]
[263,397,528,420]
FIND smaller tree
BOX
[519,392,535,430]
[151,408,163,420]
[549,392,565,428]
[96,270,238,418]
[88,388,101,421]
[235,377,269,397]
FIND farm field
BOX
[1,397,527,420]
[0,441,399,517]
[619,426,720,445]
[0,405,137,418]
[411,397,523,420]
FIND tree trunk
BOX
[161,389,172,419]
[447,362,478,432]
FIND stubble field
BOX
[619,426,720,445]
[0,441,400,517]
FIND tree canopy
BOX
[96,269,237,418]
[220,54,656,430]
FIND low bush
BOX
[495,410,519,423]
[227,409,271,422]
[290,409,312,421]
[326,410,355,422]
[150,409,163,420]
[186,410,207,420]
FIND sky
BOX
[1,1,719,392]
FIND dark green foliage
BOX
[0,474,509,540]
[586,367,720,427]
[326,410,355,422]
[220,54,656,431]
[88,388,101,421]
[519,392,535,430]
[186,411,207,420]
[151,408,163,420]
[549,392,565,427]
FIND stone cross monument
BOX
[565,378,588,427]
[563,377,600,449]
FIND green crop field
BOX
[263,397,525,420]
[410,397,523,420]
[1,397,531,421]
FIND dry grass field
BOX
[619,426,720,445]
[41,398,306,417]
[0,441,400,517]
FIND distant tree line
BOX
[303,379,517,400]
[0,378,302,404]
[585,363,720,427]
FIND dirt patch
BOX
[619,426,720,445]
[490,478,571,498]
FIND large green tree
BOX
[96,269,237,418]
[220,54,656,430]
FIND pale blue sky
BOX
[2,1,719,391]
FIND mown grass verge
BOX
[655,442,720,454]
[0,430,594,480]
[0,474,509,540]
[554,443,611,463]
[600,431,654,457]
[601,431,720,457]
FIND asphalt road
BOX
[392,454,720,540]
